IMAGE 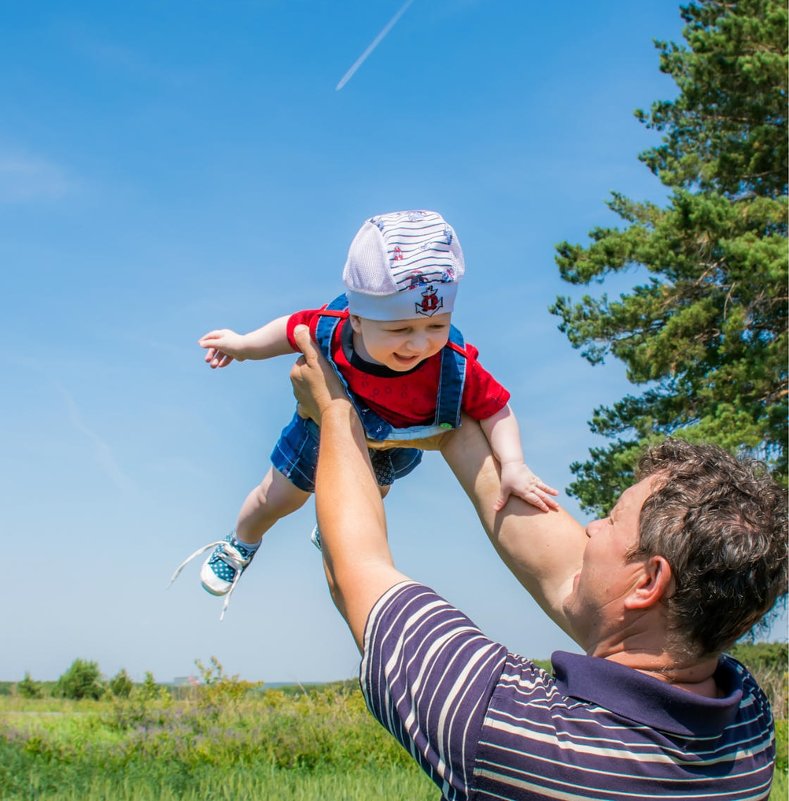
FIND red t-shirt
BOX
[286,309,510,428]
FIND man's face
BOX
[349,313,452,372]
[563,476,657,652]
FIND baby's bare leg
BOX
[235,467,311,544]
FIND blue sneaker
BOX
[200,534,257,596]
[169,532,258,620]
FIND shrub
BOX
[17,672,42,699]
[193,656,261,715]
[55,659,104,700]
[108,669,133,698]
[139,671,162,702]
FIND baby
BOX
[172,210,557,617]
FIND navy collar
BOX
[551,651,743,736]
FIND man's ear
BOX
[625,555,673,610]
[349,315,363,334]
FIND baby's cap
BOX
[343,210,465,321]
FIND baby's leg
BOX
[235,467,311,544]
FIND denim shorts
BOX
[271,411,423,493]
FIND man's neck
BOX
[597,641,722,697]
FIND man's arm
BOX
[290,326,409,650]
[441,417,586,641]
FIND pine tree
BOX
[551,0,787,513]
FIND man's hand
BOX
[290,324,349,422]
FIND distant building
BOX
[171,675,201,686]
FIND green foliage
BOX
[139,671,165,701]
[0,676,429,801]
[730,641,788,672]
[774,719,787,772]
[17,672,43,699]
[551,0,787,514]
[193,656,262,714]
[55,659,105,701]
[108,669,133,698]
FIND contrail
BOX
[336,0,415,91]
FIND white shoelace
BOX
[168,540,251,621]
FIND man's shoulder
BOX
[719,653,775,711]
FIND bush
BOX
[193,656,261,714]
[108,669,133,698]
[138,671,172,702]
[55,659,104,700]
[17,673,43,699]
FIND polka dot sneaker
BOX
[199,534,257,596]
[168,532,259,620]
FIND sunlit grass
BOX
[2,650,785,800]
[4,759,437,801]
[0,679,437,800]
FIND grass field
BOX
[1,673,438,801]
[2,647,785,801]
[2,758,437,801]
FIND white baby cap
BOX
[343,210,465,321]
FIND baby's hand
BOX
[199,329,246,368]
[495,462,560,513]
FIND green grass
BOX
[2,650,785,801]
[0,682,439,800]
[0,756,436,801]
[771,770,786,801]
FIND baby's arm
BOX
[199,315,295,368]
[479,404,559,513]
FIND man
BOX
[289,325,787,801]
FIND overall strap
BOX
[314,294,394,441]
[433,324,468,430]
[313,293,350,357]
[312,296,467,441]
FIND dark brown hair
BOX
[633,439,787,656]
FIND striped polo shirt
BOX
[361,582,776,801]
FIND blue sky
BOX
[3,1,784,685]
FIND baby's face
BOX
[349,313,452,372]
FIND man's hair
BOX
[633,439,787,657]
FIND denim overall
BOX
[270,294,468,491]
